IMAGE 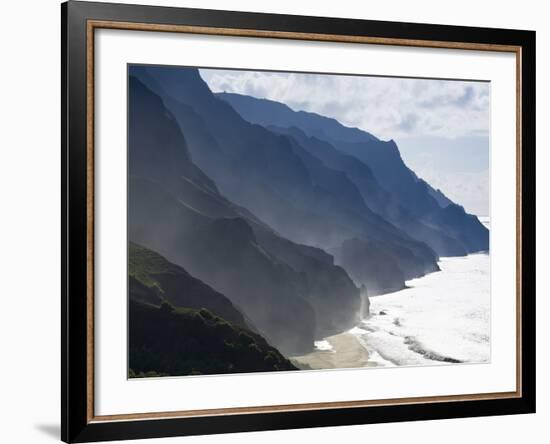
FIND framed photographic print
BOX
[61,1,536,442]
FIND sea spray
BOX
[355,253,490,367]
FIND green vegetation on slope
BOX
[128,242,297,377]
[129,241,246,327]
[129,300,297,377]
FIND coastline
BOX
[290,331,376,370]
[290,252,490,370]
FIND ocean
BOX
[349,252,491,367]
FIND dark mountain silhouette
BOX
[129,242,247,327]
[337,238,405,293]
[131,66,441,294]
[127,65,490,371]
[129,299,297,377]
[216,90,378,144]
[128,243,297,376]
[267,125,468,257]
[128,75,361,354]
[218,92,489,255]
[130,176,317,355]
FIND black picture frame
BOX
[61,1,536,442]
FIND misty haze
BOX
[127,65,490,378]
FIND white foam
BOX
[353,253,491,367]
[313,340,334,352]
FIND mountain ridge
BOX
[218,91,489,256]
[128,74,362,354]
[132,66,441,295]
[128,66,489,369]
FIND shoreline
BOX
[290,331,376,370]
[291,252,491,371]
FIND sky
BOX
[200,69,490,216]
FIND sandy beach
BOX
[290,331,376,370]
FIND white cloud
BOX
[200,69,490,140]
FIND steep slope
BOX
[216,90,378,144]
[129,300,296,377]
[269,125,468,257]
[322,137,488,253]
[130,177,318,355]
[131,65,440,290]
[129,243,296,377]
[219,92,489,255]
[128,75,361,353]
[337,238,405,293]
[129,242,246,326]
[278,132,441,283]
